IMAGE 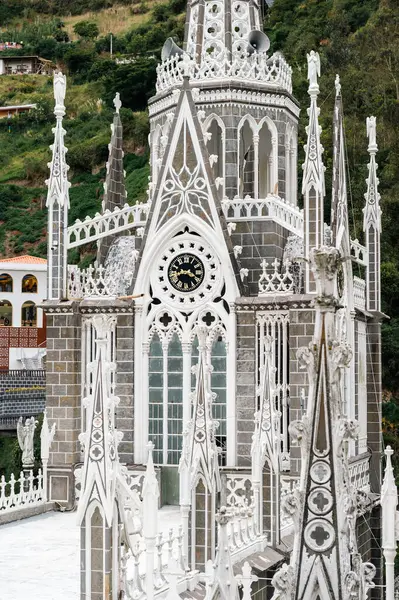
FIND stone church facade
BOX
[42,0,383,597]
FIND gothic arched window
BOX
[148,331,183,465]
[0,300,12,326]
[0,273,12,293]
[238,119,256,198]
[22,274,38,293]
[21,301,37,326]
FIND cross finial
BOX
[113,92,122,114]
[335,74,341,97]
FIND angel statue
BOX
[307,50,320,91]
[17,416,37,468]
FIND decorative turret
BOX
[184,0,264,61]
[46,71,70,300]
[271,247,376,600]
[363,116,381,312]
[302,52,325,293]
[97,92,127,265]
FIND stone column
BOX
[44,302,82,507]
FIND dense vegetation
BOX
[0,0,398,472]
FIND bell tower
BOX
[149,0,299,206]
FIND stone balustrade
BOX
[156,51,293,95]
[0,469,44,512]
[353,276,366,311]
[348,453,370,492]
[222,195,303,236]
[67,202,148,249]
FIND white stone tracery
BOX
[144,301,230,466]
[257,312,290,470]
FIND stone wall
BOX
[0,369,45,417]
[44,303,82,507]
[115,310,134,463]
[231,220,289,295]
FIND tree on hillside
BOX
[73,20,99,40]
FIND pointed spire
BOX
[205,507,240,600]
[180,327,221,492]
[363,116,381,312]
[302,51,325,292]
[97,92,128,265]
[77,317,119,527]
[251,336,281,540]
[46,71,70,300]
[331,74,349,249]
[142,441,159,539]
[46,72,70,209]
[271,247,377,600]
[251,336,280,473]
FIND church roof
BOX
[0,255,47,264]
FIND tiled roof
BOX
[0,255,47,264]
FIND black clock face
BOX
[168,253,205,292]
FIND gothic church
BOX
[43,0,383,597]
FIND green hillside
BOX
[0,0,398,422]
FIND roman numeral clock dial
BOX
[168,254,205,292]
[154,239,222,308]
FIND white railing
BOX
[68,264,123,298]
[221,196,303,236]
[353,276,366,311]
[0,469,44,512]
[348,454,370,492]
[258,258,296,295]
[156,51,292,95]
[226,506,266,562]
[122,525,187,599]
[350,238,368,266]
[67,202,149,249]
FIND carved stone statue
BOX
[54,72,66,108]
[17,416,37,468]
[307,50,320,91]
[271,563,294,600]
[366,116,377,151]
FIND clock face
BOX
[168,253,205,292]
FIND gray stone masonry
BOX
[0,369,46,417]
[115,310,134,463]
[44,302,82,506]
[230,220,289,295]
[366,319,382,493]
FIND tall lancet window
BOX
[149,332,184,465]
[258,120,274,197]
[238,119,256,198]
[191,332,227,464]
